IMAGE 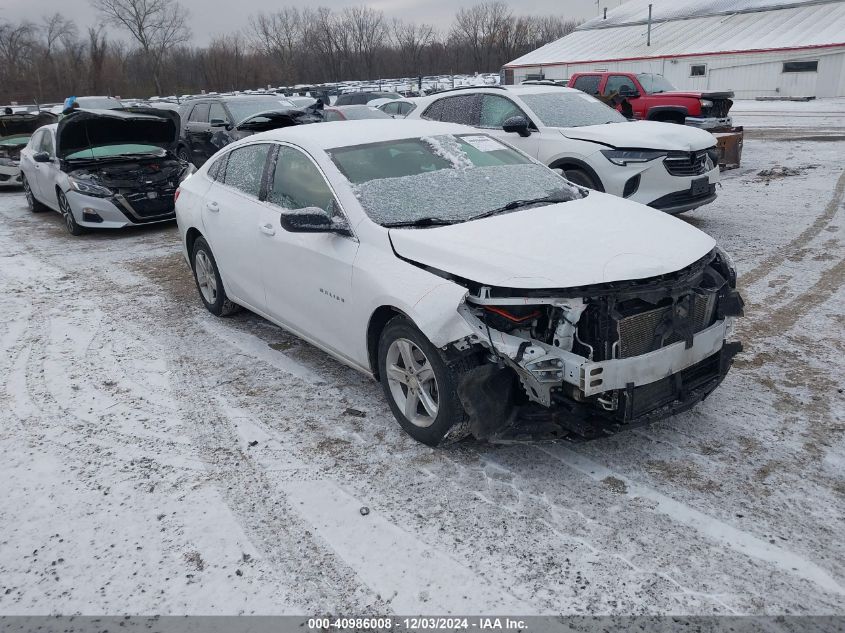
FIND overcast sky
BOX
[3,0,626,45]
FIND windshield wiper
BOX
[383,217,455,228]
[469,189,573,222]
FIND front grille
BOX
[663,150,709,176]
[617,293,716,359]
[117,187,176,222]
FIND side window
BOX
[40,131,55,156]
[209,102,228,124]
[604,75,637,96]
[207,154,227,181]
[429,95,478,125]
[572,75,601,96]
[382,102,399,115]
[268,146,339,218]
[29,130,44,150]
[189,103,210,123]
[324,110,343,122]
[422,99,445,121]
[400,102,416,115]
[222,144,270,198]
[479,95,527,128]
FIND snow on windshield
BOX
[520,92,627,128]
[331,134,583,226]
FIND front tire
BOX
[377,316,474,446]
[22,175,47,213]
[177,145,192,164]
[191,236,240,317]
[561,167,599,190]
[57,190,85,235]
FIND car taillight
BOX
[174,188,181,202]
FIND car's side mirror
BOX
[503,115,531,137]
[279,207,352,237]
[210,118,229,128]
[33,151,51,163]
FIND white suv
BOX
[406,85,720,214]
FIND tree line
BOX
[0,0,579,104]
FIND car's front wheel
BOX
[177,145,192,164]
[378,316,474,446]
[191,236,240,317]
[22,175,47,213]
[57,190,85,235]
[561,167,599,190]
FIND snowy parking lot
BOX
[0,103,843,616]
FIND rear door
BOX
[185,102,212,165]
[201,142,272,310]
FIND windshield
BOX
[65,144,164,160]
[330,134,583,227]
[226,99,296,123]
[520,92,627,128]
[0,134,31,146]
[637,74,676,94]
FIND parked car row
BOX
[8,89,744,447]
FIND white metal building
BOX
[504,0,845,98]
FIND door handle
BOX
[259,223,276,236]
[206,201,219,212]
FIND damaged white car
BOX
[175,120,743,446]
[19,108,192,235]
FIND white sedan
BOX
[175,120,743,446]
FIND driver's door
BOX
[34,129,60,208]
[479,94,540,158]
[256,144,360,360]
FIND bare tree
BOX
[249,8,303,84]
[343,6,387,79]
[90,0,190,95]
[392,19,435,77]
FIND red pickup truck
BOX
[568,72,734,130]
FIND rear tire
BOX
[561,167,599,190]
[177,145,192,164]
[22,175,47,213]
[191,236,240,317]
[377,316,475,446]
[57,190,85,235]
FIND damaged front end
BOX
[1,111,57,186]
[58,107,192,224]
[449,248,744,442]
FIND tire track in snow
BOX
[740,167,845,288]
[536,444,845,597]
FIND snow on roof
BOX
[506,0,845,67]
[244,119,479,151]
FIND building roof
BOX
[505,0,845,67]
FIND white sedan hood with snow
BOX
[561,120,716,151]
[389,193,716,289]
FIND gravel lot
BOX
[0,105,843,615]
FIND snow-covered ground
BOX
[0,119,843,615]
[732,97,845,139]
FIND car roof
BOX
[245,119,478,150]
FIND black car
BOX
[176,95,323,166]
[333,91,402,106]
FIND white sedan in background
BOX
[406,85,721,214]
[175,120,743,446]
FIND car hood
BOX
[0,112,57,141]
[57,107,179,159]
[389,193,716,289]
[560,120,716,151]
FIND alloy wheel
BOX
[22,177,35,210]
[194,250,218,305]
[385,338,439,428]
[59,193,75,233]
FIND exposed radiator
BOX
[617,293,716,359]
